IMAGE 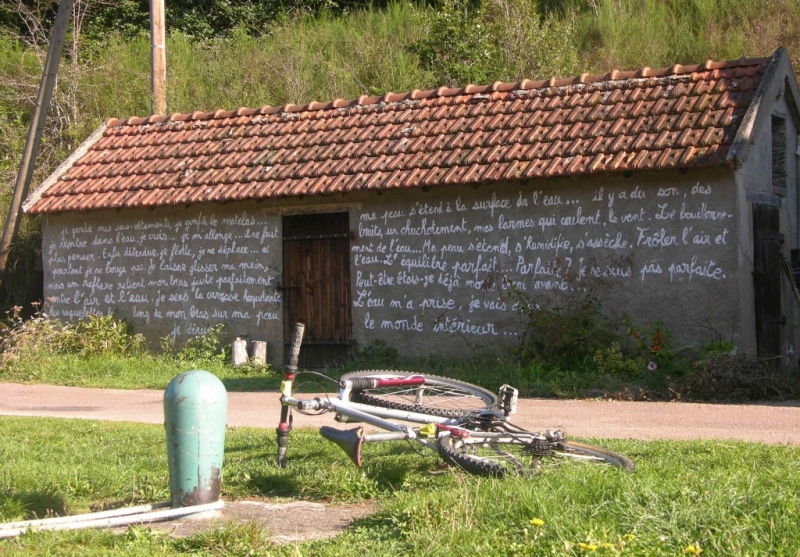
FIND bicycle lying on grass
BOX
[277,324,634,476]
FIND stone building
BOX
[24,47,800,367]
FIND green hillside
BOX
[0,0,798,307]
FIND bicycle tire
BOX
[340,370,499,418]
[437,434,634,477]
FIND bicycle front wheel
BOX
[340,371,499,419]
[437,434,634,477]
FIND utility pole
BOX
[0,0,74,287]
[150,0,167,115]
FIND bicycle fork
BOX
[276,387,292,468]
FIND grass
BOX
[1,416,799,555]
[0,352,281,391]
[71,0,800,129]
[0,348,633,398]
[0,344,749,401]
[3,327,796,401]
[76,2,433,123]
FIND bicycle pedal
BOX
[419,423,437,437]
[334,413,362,424]
[499,384,519,416]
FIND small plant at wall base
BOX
[351,340,399,368]
[160,323,230,366]
[623,316,675,375]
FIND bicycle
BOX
[277,324,634,477]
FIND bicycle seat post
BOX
[277,322,305,468]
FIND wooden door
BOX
[282,212,352,368]
[753,203,783,362]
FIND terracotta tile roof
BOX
[25,56,772,214]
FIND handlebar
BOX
[285,322,305,377]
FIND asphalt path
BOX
[2,382,800,444]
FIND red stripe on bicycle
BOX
[371,376,426,387]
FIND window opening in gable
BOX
[771,115,787,196]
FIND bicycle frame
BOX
[277,323,515,468]
[281,376,509,445]
[280,393,437,448]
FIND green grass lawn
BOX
[1,417,798,555]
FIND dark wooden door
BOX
[753,203,783,362]
[282,212,352,368]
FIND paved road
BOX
[2,382,799,444]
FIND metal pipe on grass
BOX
[0,502,170,530]
[0,500,224,539]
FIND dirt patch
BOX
[119,499,377,543]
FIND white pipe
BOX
[0,502,171,530]
[0,500,224,539]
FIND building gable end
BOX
[22,123,107,213]
[728,48,800,169]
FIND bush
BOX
[679,353,800,402]
[411,0,501,87]
[509,258,623,373]
[0,305,145,365]
[412,0,579,87]
[594,342,644,379]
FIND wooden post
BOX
[231,338,248,366]
[0,0,74,285]
[150,0,167,115]
[250,341,267,365]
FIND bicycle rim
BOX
[552,441,634,471]
[437,435,634,477]
[341,371,498,418]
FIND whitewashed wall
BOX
[42,166,740,363]
[348,168,739,357]
[43,206,284,361]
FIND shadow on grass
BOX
[243,443,434,500]
[0,488,68,521]
[221,376,281,392]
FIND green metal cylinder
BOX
[164,370,228,508]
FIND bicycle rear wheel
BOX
[340,371,498,419]
[437,433,634,477]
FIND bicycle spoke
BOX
[365,385,487,410]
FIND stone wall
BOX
[42,166,740,363]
